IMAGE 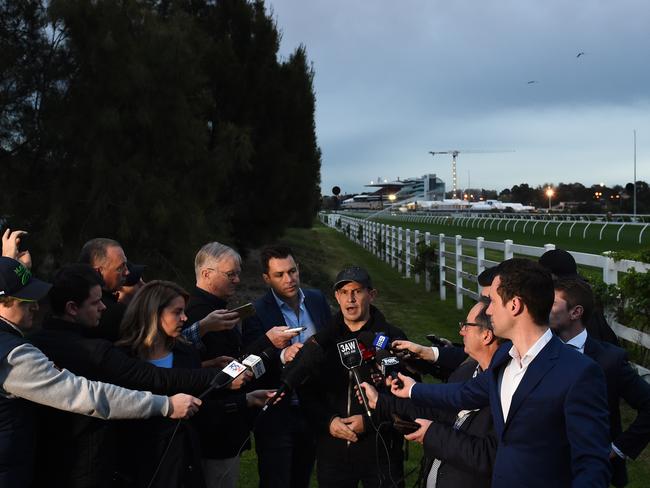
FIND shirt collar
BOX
[508,328,553,368]
[271,287,304,310]
[564,328,588,351]
[0,316,25,337]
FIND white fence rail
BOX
[321,212,650,375]
[354,211,650,244]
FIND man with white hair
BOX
[185,241,252,488]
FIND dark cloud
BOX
[268,0,650,194]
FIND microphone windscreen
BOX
[358,331,376,349]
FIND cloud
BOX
[267,0,650,194]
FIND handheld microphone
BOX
[375,349,403,388]
[242,354,265,379]
[262,339,326,411]
[373,333,390,351]
[337,338,372,418]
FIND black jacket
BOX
[301,306,407,464]
[184,286,250,459]
[28,317,227,488]
[376,360,495,488]
[0,320,34,488]
[117,341,205,488]
[585,337,650,487]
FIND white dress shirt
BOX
[499,328,553,421]
[564,328,588,354]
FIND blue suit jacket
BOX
[412,335,611,488]
[585,337,650,487]
[242,288,332,390]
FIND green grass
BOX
[239,222,649,487]
[362,214,649,255]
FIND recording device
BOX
[284,326,307,334]
[229,302,256,320]
[425,334,460,349]
[263,338,327,410]
[337,338,372,418]
[375,349,403,388]
[372,333,390,351]
[391,414,421,435]
[357,331,377,362]
[242,354,265,379]
[201,352,270,399]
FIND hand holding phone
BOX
[284,326,307,334]
[229,303,256,320]
[391,414,422,435]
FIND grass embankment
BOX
[239,222,649,487]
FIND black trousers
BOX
[254,407,316,488]
[317,451,404,488]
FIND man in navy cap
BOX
[0,255,202,487]
[301,266,410,487]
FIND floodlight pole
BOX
[633,129,637,217]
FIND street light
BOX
[545,188,554,211]
[388,194,396,202]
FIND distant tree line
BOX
[1,0,321,280]
[497,181,649,213]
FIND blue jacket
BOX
[585,337,650,487]
[411,335,611,488]
[242,288,331,392]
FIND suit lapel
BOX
[488,343,512,434]
[584,336,600,358]
[263,290,287,330]
[503,335,560,431]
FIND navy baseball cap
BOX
[334,266,373,290]
[539,249,578,277]
[0,257,51,301]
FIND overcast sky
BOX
[266,0,650,195]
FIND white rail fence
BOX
[359,211,650,244]
[321,212,650,372]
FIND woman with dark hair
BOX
[116,280,206,488]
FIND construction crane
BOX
[428,149,514,199]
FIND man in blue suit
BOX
[550,277,650,487]
[243,246,332,488]
[392,258,611,488]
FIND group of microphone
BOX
[202,328,410,414]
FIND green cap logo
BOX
[13,264,31,286]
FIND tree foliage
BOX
[0,0,322,280]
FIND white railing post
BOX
[439,234,446,301]
[396,227,404,274]
[455,235,463,309]
[405,229,411,278]
[424,231,431,292]
[414,230,420,284]
[603,254,619,285]
[543,243,555,252]
[385,225,390,264]
[391,226,398,269]
[504,239,514,260]
[476,236,485,296]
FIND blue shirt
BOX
[148,352,174,369]
[271,288,317,344]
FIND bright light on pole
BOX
[545,188,554,211]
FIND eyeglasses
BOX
[206,268,241,281]
[458,321,482,331]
